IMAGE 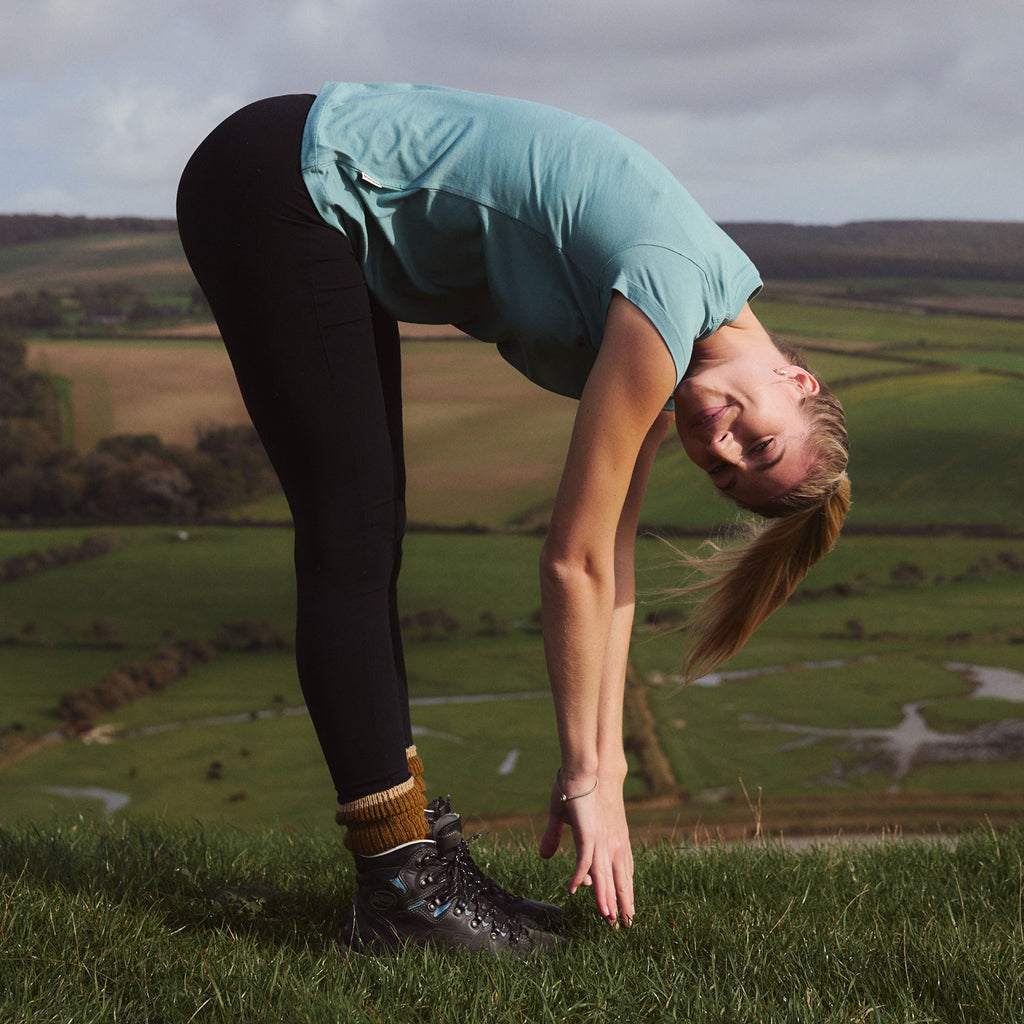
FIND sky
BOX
[2,0,1021,226]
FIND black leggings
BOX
[176,95,413,805]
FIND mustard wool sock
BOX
[406,744,426,796]
[336,776,429,856]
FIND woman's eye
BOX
[749,439,773,456]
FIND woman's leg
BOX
[176,95,424,850]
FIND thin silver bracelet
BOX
[556,768,599,803]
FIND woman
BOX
[176,84,850,954]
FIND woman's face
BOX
[674,364,819,509]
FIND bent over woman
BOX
[176,83,850,955]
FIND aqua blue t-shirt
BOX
[301,82,762,401]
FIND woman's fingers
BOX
[539,779,567,859]
[567,800,622,922]
[568,808,597,894]
[613,846,636,925]
[578,786,634,925]
[538,813,564,860]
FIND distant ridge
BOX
[722,220,1024,281]
[2,213,1022,283]
[0,213,176,246]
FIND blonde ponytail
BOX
[676,475,851,682]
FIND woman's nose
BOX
[708,432,741,461]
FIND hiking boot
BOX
[342,814,562,956]
[425,796,566,932]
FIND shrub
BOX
[0,534,119,584]
[56,640,220,730]
[891,561,927,586]
[399,608,461,642]
[213,621,290,652]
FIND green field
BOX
[0,231,192,296]
[2,522,1023,837]
[2,231,1024,842]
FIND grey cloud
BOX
[0,0,1020,221]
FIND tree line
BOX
[0,283,208,335]
[0,214,176,246]
[0,533,117,583]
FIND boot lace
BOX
[422,830,524,943]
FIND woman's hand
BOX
[539,769,635,926]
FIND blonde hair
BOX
[675,339,851,682]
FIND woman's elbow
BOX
[539,544,606,595]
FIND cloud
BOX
[1,0,134,76]
[7,186,78,216]
[79,86,242,185]
[0,0,1020,221]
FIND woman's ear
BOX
[784,367,820,396]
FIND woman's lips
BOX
[691,405,729,431]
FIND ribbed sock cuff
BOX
[336,776,429,856]
[406,744,426,795]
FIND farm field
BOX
[2,225,1024,844]
[2,520,1023,838]
[0,229,190,296]
[25,336,580,525]
[27,338,250,450]
[23,299,1024,530]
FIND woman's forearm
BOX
[540,548,614,783]
[594,575,635,782]
[541,411,670,787]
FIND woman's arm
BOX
[538,408,671,924]
[599,406,673,785]
[536,294,677,924]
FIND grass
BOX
[646,655,963,799]
[1,526,298,647]
[2,817,1023,1023]
[779,276,1024,301]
